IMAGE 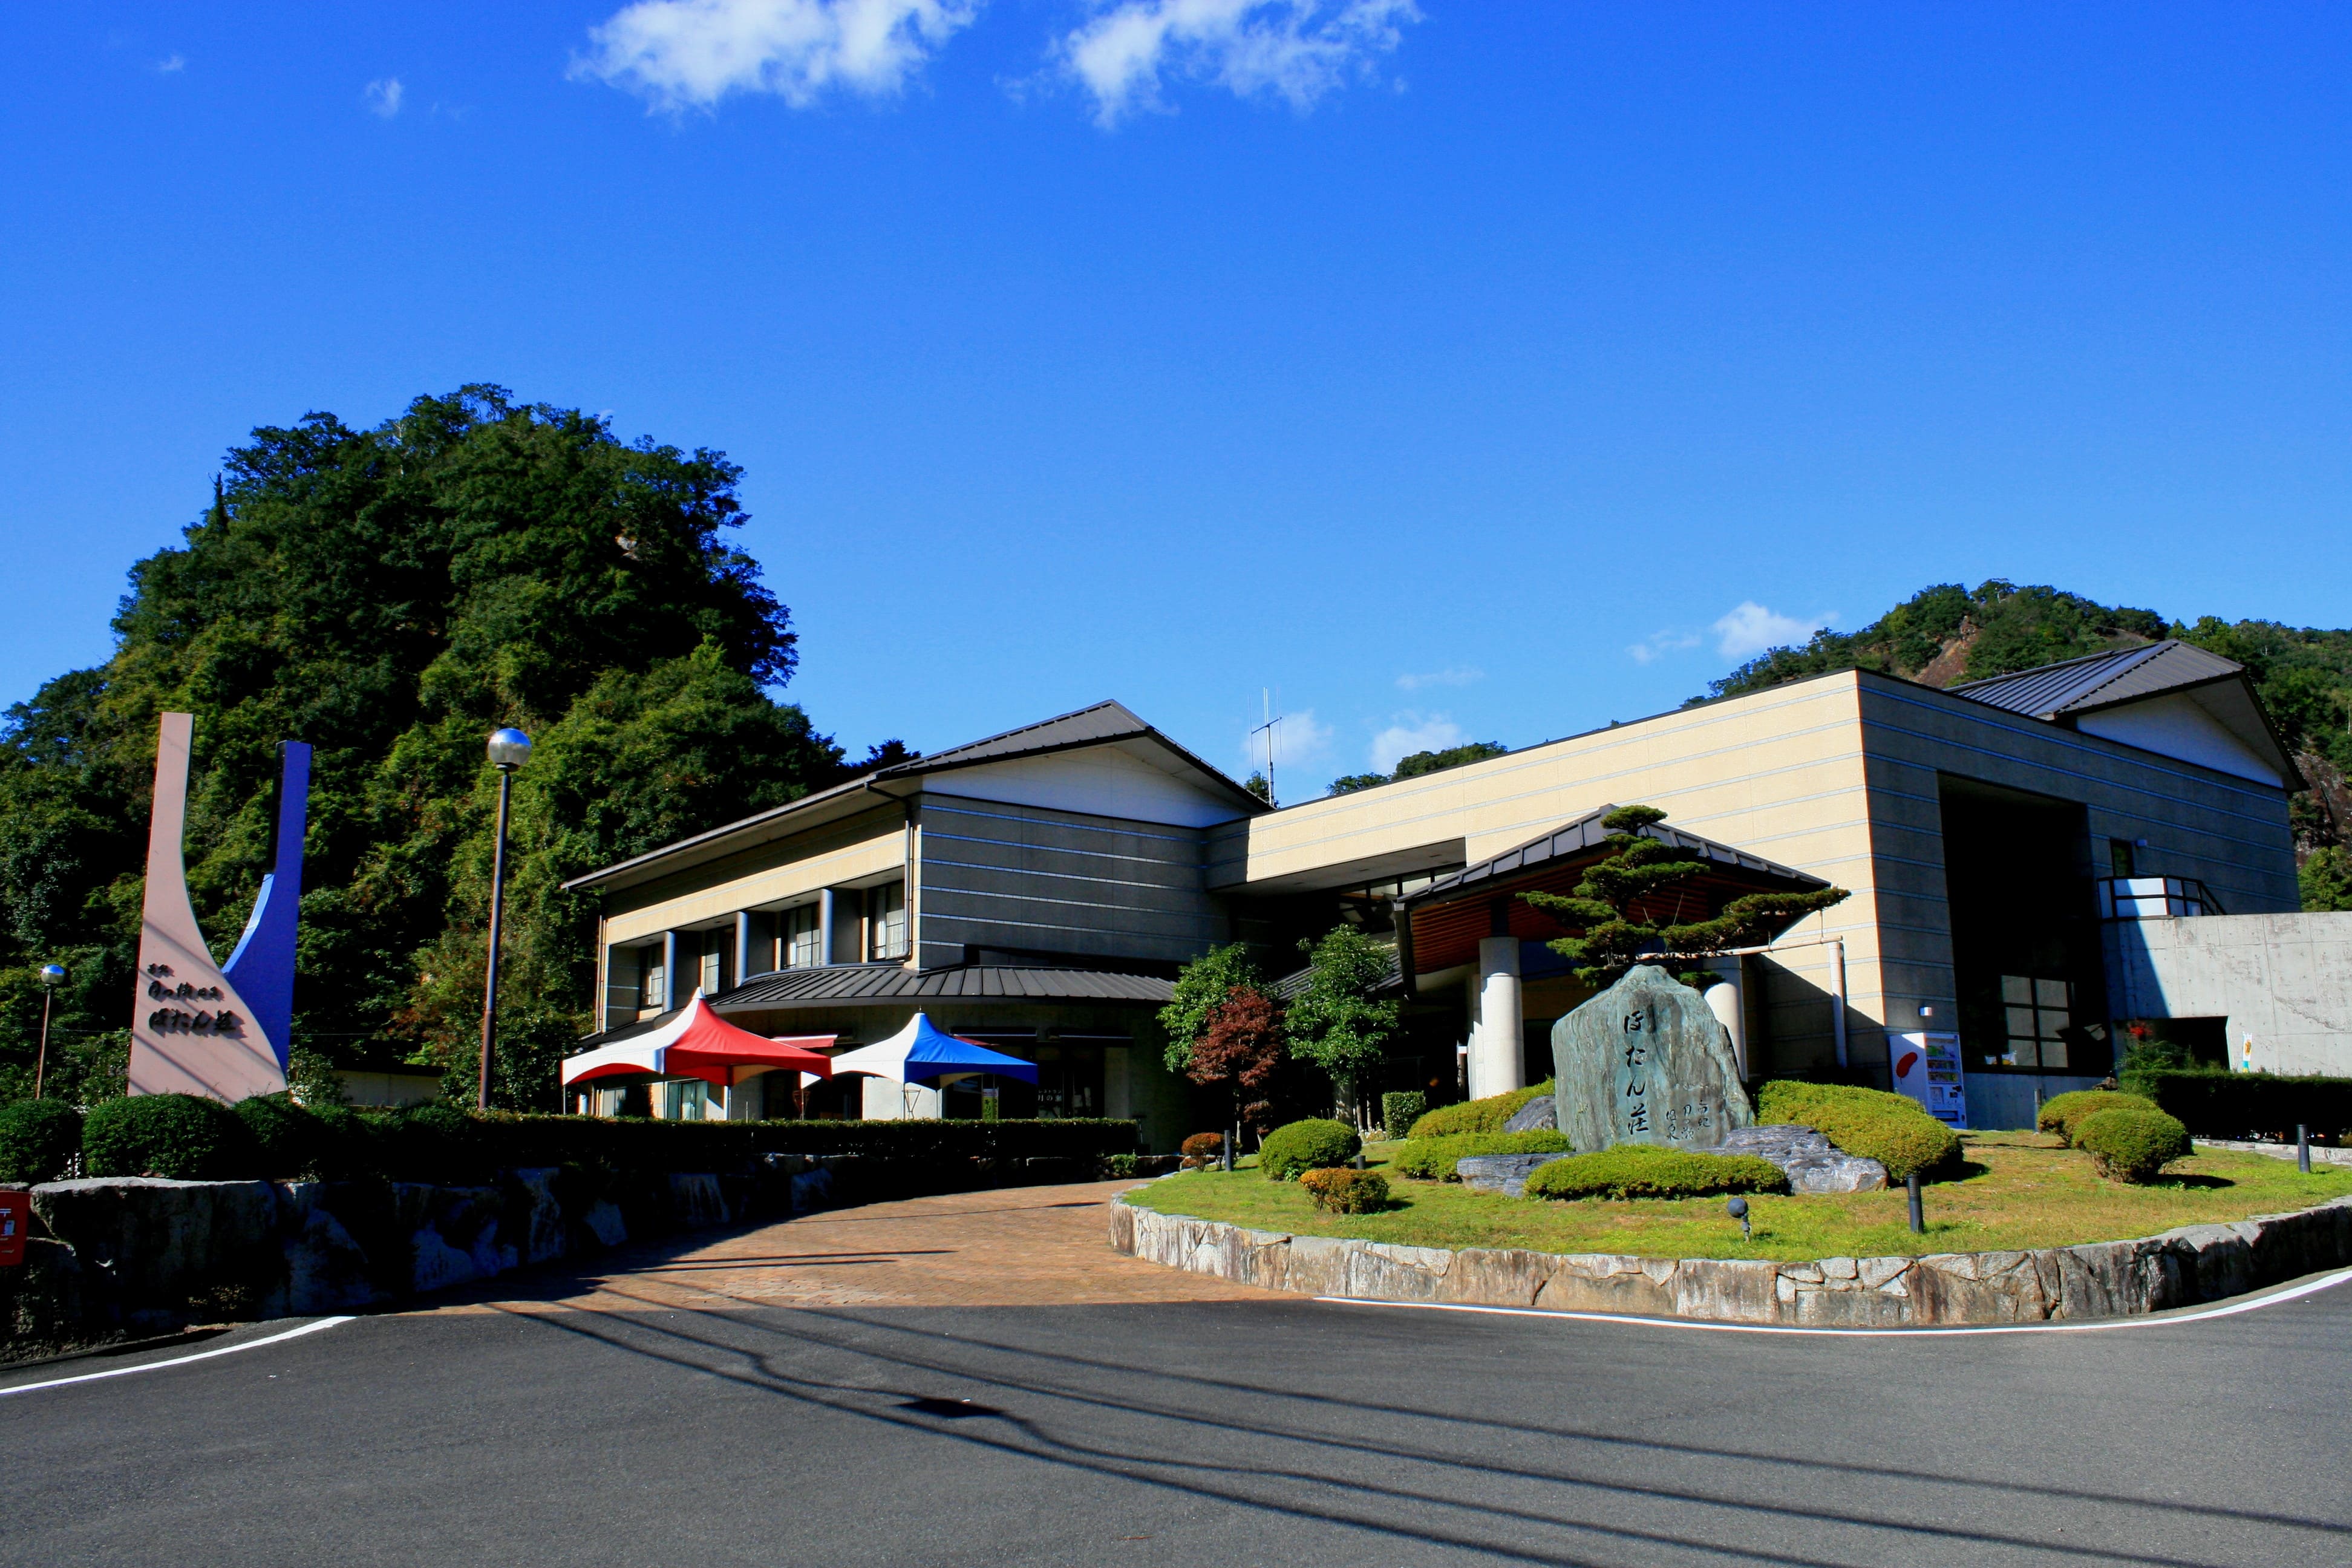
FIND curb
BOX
[1108,1192,2352,1327]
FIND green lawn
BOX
[1126,1133,2352,1263]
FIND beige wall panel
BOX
[604,811,906,946]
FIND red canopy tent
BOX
[560,993,835,1091]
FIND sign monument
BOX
[1552,964,1753,1153]
[126,712,311,1102]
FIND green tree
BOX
[1158,942,1259,1072]
[2302,846,2352,913]
[0,387,878,1109]
[1518,805,1850,987]
[1283,926,1399,1119]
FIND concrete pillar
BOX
[818,889,837,969]
[734,912,751,990]
[1470,936,1523,1100]
[661,930,679,1011]
[1705,972,1746,1079]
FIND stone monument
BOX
[1552,964,1753,1153]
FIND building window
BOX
[1999,975,2073,1070]
[639,947,667,1017]
[662,1080,710,1120]
[784,903,822,969]
[868,881,907,961]
[698,929,728,997]
[2109,838,2137,878]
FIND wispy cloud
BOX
[365,77,405,117]
[1237,706,1333,776]
[1370,711,1460,773]
[575,0,978,111]
[155,54,186,74]
[1057,0,1419,128]
[1625,629,1701,665]
[1712,601,1835,660]
[1396,665,1480,692]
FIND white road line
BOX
[0,1316,354,1398]
[1316,1266,2352,1337]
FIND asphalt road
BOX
[4,1271,2348,1566]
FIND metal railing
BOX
[2096,875,2223,920]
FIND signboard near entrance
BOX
[1891,1032,1967,1128]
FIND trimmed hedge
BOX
[1299,1167,1390,1214]
[1756,1080,1962,1183]
[1407,1080,1555,1140]
[1258,1119,1361,1180]
[82,1093,255,1180]
[0,1099,83,1184]
[2123,1070,2352,1142]
[2037,1090,2155,1148]
[1524,1144,1788,1202]
[2074,1105,2192,1184]
[1390,1130,1572,1181]
[1380,1091,1427,1142]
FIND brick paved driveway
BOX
[430,1180,1276,1317]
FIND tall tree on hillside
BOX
[0,387,883,1108]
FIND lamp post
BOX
[479,728,532,1111]
[33,963,64,1099]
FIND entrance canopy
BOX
[825,1012,1040,1086]
[561,992,835,1089]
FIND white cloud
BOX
[155,54,186,74]
[575,0,978,111]
[1395,665,1481,692]
[1369,711,1461,774]
[1712,601,1834,661]
[1625,629,1701,665]
[365,77,405,117]
[1057,0,1419,128]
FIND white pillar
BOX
[1705,972,1746,1079]
[1470,936,1523,1100]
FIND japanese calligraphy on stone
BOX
[1554,964,1754,1153]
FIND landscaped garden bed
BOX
[1123,1132,2352,1262]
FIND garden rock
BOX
[1502,1098,1558,1134]
[1714,1124,1888,1193]
[1454,1153,1558,1198]
[1553,965,1753,1154]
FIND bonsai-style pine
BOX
[1519,805,1849,986]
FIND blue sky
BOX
[2,3,2346,800]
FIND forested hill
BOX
[1692,581,2352,894]
[0,387,906,1106]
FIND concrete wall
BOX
[2108,913,2352,1076]
[912,791,1221,970]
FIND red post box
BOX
[0,1189,28,1267]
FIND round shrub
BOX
[2036,1089,2156,1147]
[1524,1144,1789,1202]
[1755,1080,1961,1182]
[1406,1081,1554,1140]
[1299,1167,1389,1214]
[2074,1105,2192,1183]
[1390,1130,1571,1181]
[0,1099,83,1184]
[234,1093,328,1178]
[82,1093,260,1180]
[1258,1118,1361,1180]
[303,1104,387,1182]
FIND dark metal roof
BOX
[1950,639,2240,719]
[1267,950,1404,1003]
[711,962,1175,1011]
[1400,805,1828,911]
[870,699,1268,814]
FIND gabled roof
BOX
[1400,805,1827,911]
[1951,639,2299,786]
[709,962,1175,1012]
[562,699,1263,895]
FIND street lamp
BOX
[33,963,64,1099]
[479,728,532,1111]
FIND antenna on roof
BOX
[1250,688,1283,808]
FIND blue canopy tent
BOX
[822,1012,1040,1086]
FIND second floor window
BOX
[868,881,907,961]
[785,903,822,968]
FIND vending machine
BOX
[1890,1031,1968,1128]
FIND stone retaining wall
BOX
[1109,1194,2352,1326]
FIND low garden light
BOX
[1726,1195,1751,1241]
[478,728,532,1111]
[1906,1172,1925,1235]
[33,962,65,1099]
